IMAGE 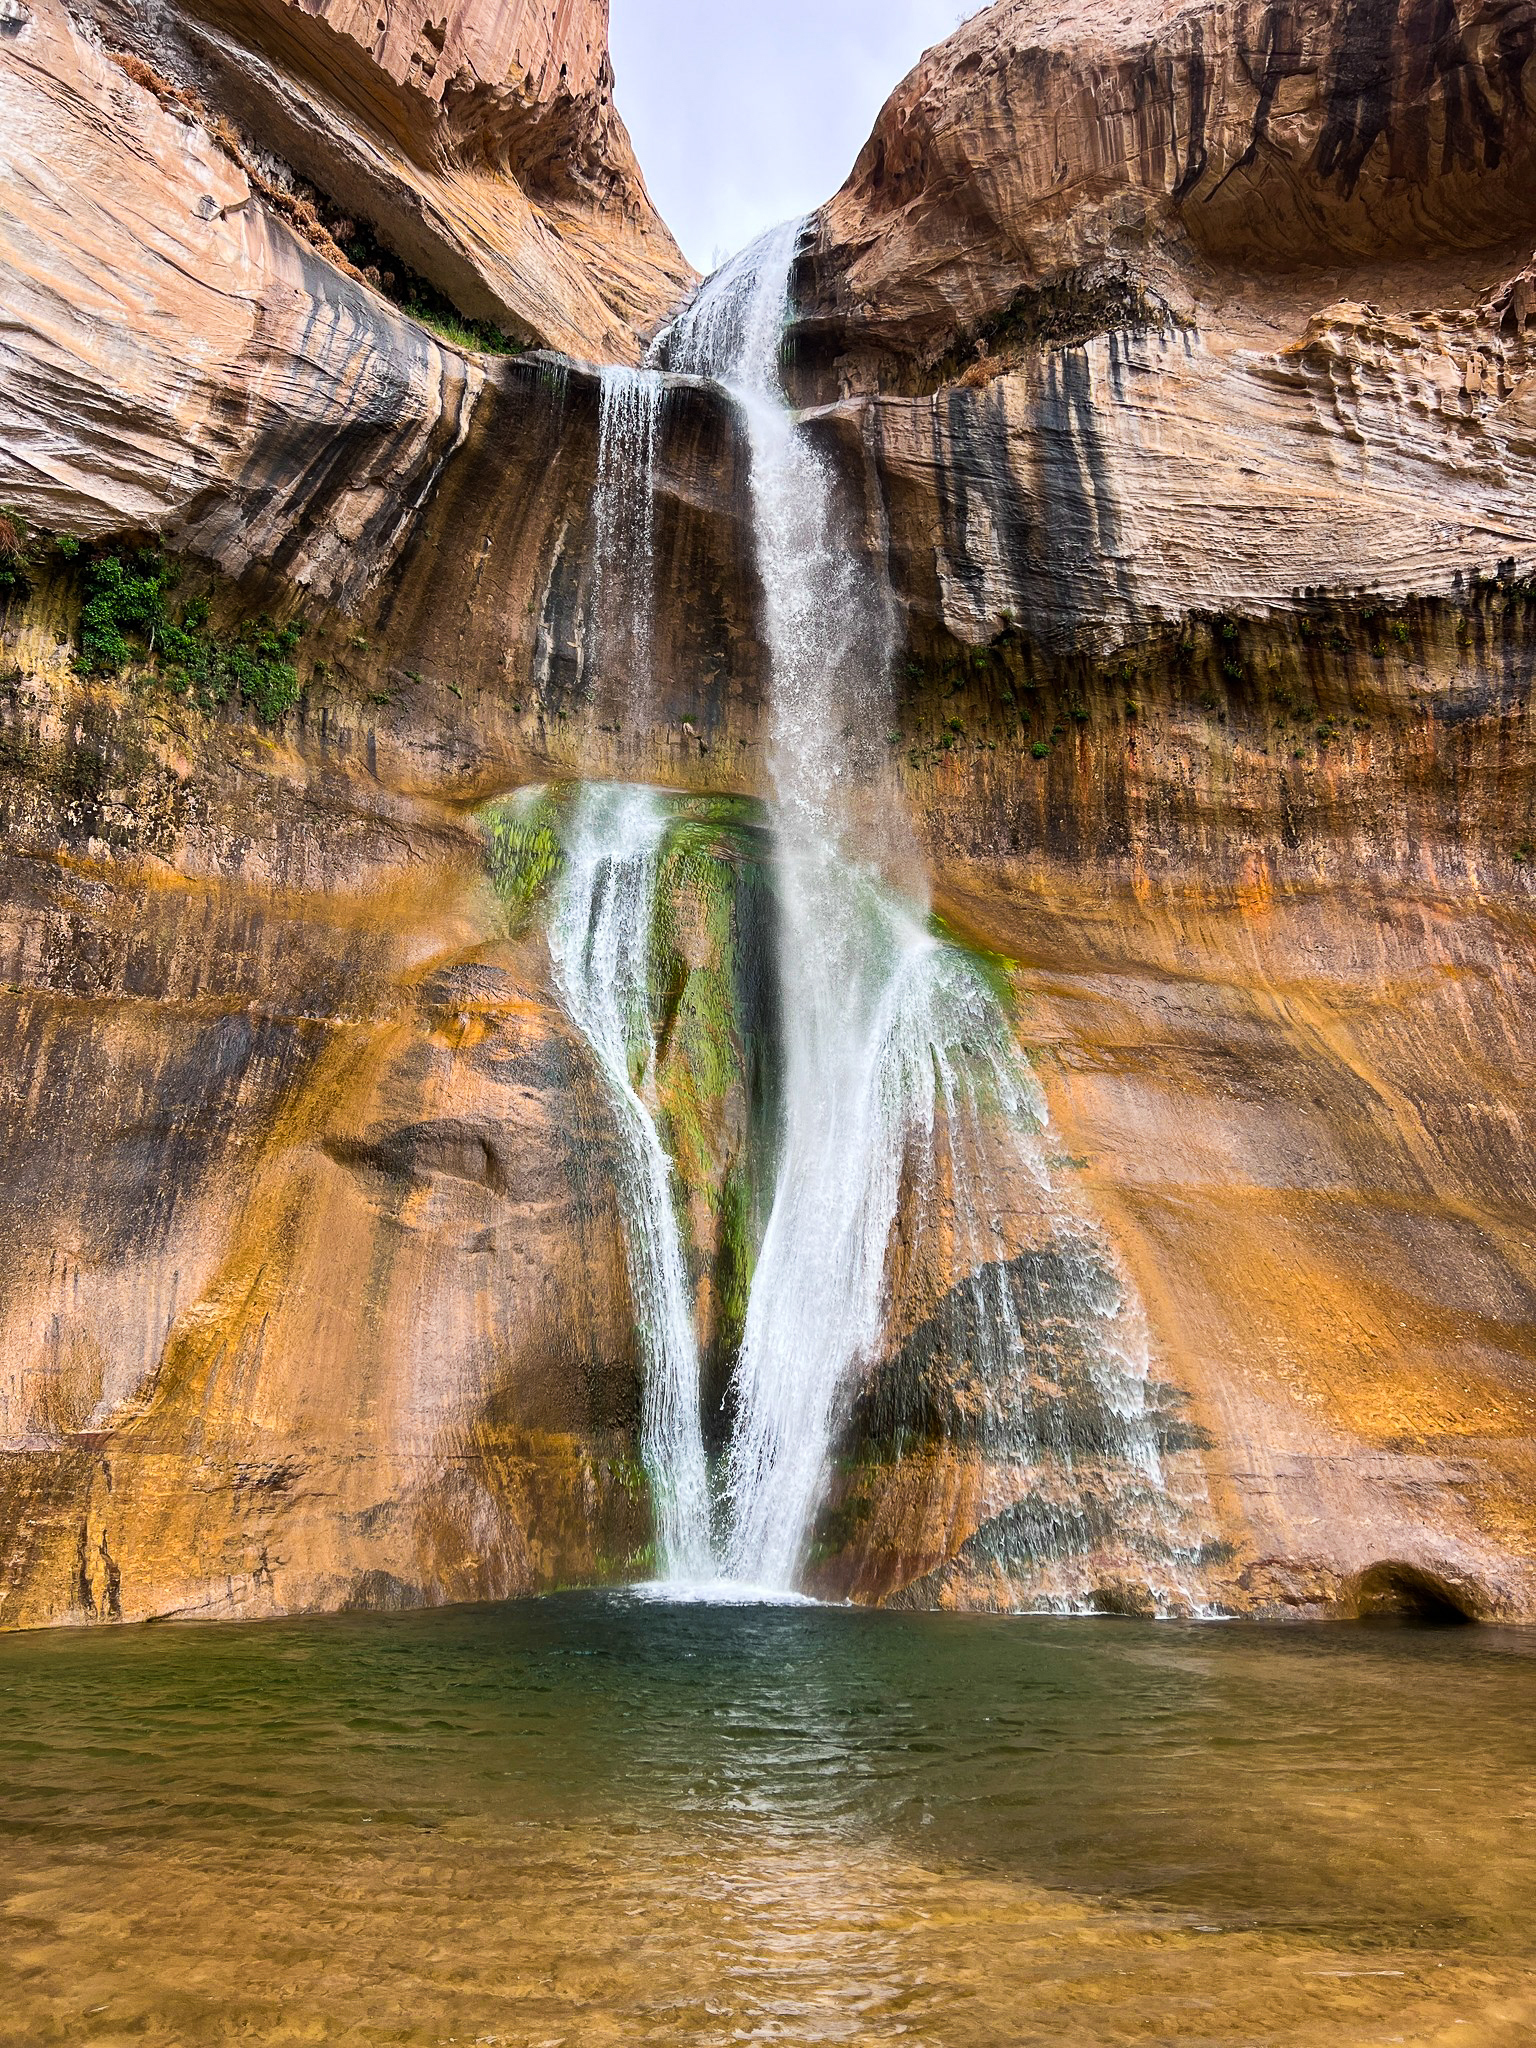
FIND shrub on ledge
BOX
[76,550,305,725]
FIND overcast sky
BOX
[609,1,983,273]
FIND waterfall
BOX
[536,233,1207,1608]
[658,226,918,1584]
[543,368,716,1583]
[591,366,668,720]
[548,787,716,1582]
[653,226,1205,1607]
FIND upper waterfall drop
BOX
[591,365,669,723]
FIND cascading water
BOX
[659,226,926,1585]
[547,785,715,1581]
[541,366,717,1583]
[653,226,1208,1606]
[591,367,668,718]
[538,233,1208,1606]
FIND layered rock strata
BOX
[775,0,1536,1621]
[75,0,687,362]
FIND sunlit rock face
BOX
[1,0,1535,1626]
[796,0,1536,380]
[0,335,760,1624]
[792,0,1536,641]
[784,0,1536,1621]
[10,0,688,387]
[0,0,734,1626]
[0,600,661,1627]
[157,0,693,359]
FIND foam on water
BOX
[623,1579,823,1609]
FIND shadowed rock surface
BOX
[0,0,1534,1625]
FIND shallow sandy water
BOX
[1,1595,1532,2045]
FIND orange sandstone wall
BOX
[279,0,612,105]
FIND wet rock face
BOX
[0,641,656,1626]
[0,0,753,759]
[787,4,1536,1635]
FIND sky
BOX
[609,1,984,274]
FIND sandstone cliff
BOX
[18,0,689,372]
[1,0,1534,1627]
[787,0,1536,1621]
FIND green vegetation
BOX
[806,1485,876,1566]
[75,551,305,723]
[407,297,521,354]
[712,1162,757,1370]
[483,787,566,935]
[0,509,79,603]
[637,796,773,1339]
[1,523,308,723]
[0,509,33,602]
[334,218,526,356]
[651,808,757,1224]
[485,785,776,1362]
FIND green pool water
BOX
[1,1594,1532,2044]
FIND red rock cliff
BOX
[84,0,692,360]
[2,0,1535,1631]
[288,0,611,104]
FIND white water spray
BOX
[655,226,1204,1604]
[531,235,1209,1607]
[547,784,716,1581]
[591,366,668,720]
[661,228,959,1584]
[543,368,716,1581]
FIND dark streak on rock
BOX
[1172,22,1210,202]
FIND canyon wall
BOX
[787,0,1536,1621]
[1,0,1534,1624]
[13,0,689,377]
